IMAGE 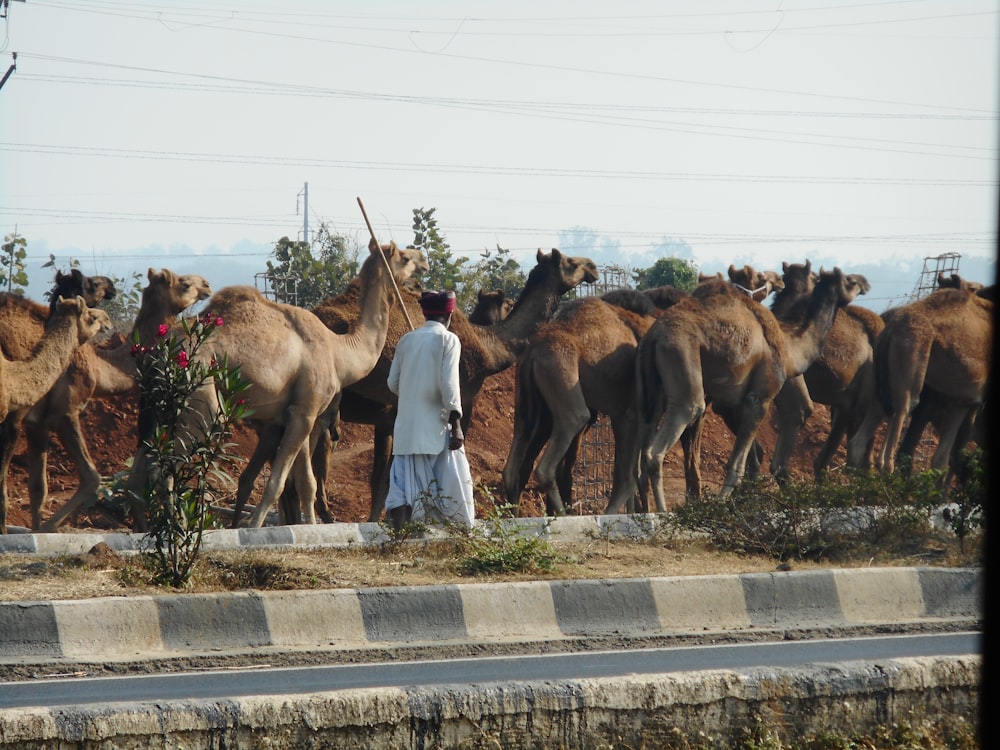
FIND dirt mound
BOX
[5,367,848,531]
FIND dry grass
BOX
[0,530,981,603]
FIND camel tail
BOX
[515,354,548,435]
[873,328,895,418]
[638,338,662,424]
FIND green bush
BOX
[671,465,983,565]
[131,314,251,587]
[455,498,560,575]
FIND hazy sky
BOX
[1,0,997,305]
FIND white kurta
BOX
[387,320,463,455]
[386,320,473,526]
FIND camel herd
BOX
[0,246,992,534]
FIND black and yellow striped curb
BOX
[0,567,981,663]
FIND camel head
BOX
[535,248,599,293]
[817,267,869,306]
[470,289,512,325]
[366,240,429,287]
[727,264,780,301]
[146,268,213,314]
[397,246,429,283]
[759,270,785,293]
[52,268,117,309]
[779,260,816,298]
[697,271,724,285]
[937,273,984,293]
[842,273,871,301]
[53,295,114,343]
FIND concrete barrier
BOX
[0,513,683,555]
[0,567,981,664]
[0,655,980,749]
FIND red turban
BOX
[419,290,457,316]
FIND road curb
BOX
[0,567,981,663]
[0,514,670,555]
[0,656,980,749]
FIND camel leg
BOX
[929,405,974,474]
[610,414,646,513]
[305,393,341,525]
[770,375,813,482]
[311,426,335,524]
[721,392,772,497]
[896,389,940,472]
[557,420,589,514]
[502,399,552,507]
[517,416,552,509]
[0,415,25,534]
[878,329,931,475]
[533,382,590,516]
[645,402,705,512]
[24,420,52,531]
[367,421,393,522]
[246,409,316,528]
[290,444,319,525]
[38,414,105,531]
[813,405,848,480]
[123,444,152,532]
[231,423,282,528]
[845,373,884,471]
[679,419,704,498]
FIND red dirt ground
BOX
[5,367,895,532]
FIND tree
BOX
[101,272,145,333]
[264,222,361,308]
[412,207,467,292]
[1,232,29,294]
[634,256,699,292]
[459,244,527,313]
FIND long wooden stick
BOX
[357,196,415,331]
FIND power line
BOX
[2,144,994,183]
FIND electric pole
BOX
[297,182,309,245]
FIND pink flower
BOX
[176,350,189,368]
[214,316,224,327]
[157,324,170,338]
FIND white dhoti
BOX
[385,437,475,527]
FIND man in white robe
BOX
[385,290,475,530]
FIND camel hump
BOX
[601,288,655,316]
[643,285,688,311]
[208,285,265,306]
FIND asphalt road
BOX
[0,631,980,710]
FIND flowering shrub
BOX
[131,314,251,587]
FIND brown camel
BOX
[309,248,599,522]
[31,269,212,530]
[875,286,992,475]
[139,239,416,529]
[671,264,785,492]
[892,273,992,467]
[727,264,784,302]
[611,267,862,513]
[936,273,984,294]
[0,296,112,532]
[502,285,687,516]
[228,245,429,527]
[468,289,514,325]
[0,269,116,534]
[767,261,882,479]
[0,269,116,362]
